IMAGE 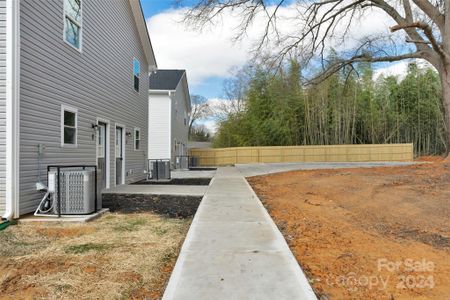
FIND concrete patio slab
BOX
[162,167,316,300]
[171,169,216,179]
[19,208,110,223]
[102,184,207,197]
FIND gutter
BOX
[3,0,20,220]
[149,89,174,96]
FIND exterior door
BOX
[115,126,124,185]
[97,122,107,190]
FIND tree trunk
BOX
[440,70,450,155]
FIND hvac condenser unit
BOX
[48,170,96,214]
[148,160,171,180]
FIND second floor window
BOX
[133,59,140,92]
[64,0,82,50]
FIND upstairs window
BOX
[64,0,82,50]
[61,106,78,146]
[134,128,141,150]
[133,59,140,92]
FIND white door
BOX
[115,126,124,185]
[97,122,108,190]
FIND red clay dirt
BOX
[248,161,450,300]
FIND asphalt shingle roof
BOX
[149,69,186,90]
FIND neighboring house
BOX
[1,0,157,219]
[188,141,212,149]
[148,70,191,168]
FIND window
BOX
[97,125,105,158]
[133,59,140,92]
[134,128,140,150]
[64,0,82,50]
[61,106,77,146]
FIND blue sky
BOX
[141,0,249,100]
[141,0,412,132]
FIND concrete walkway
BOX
[163,167,317,300]
[236,161,417,177]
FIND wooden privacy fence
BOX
[189,144,414,167]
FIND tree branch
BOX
[411,0,445,33]
[309,51,425,85]
[391,22,448,61]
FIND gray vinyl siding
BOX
[19,0,149,214]
[0,0,6,215]
[170,78,189,164]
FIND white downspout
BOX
[3,0,19,220]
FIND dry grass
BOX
[0,213,191,299]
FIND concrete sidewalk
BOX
[163,167,317,300]
[236,161,417,177]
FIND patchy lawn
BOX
[0,213,191,299]
[248,161,450,300]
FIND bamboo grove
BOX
[213,61,446,156]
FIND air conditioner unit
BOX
[148,160,171,180]
[49,170,96,215]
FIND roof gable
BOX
[129,0,157,69]
[149,70,186,90]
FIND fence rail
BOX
[189,144,414,167]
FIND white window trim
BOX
[61,105,78,147]
[134,127,141,151]
[133,58,140,92]
[63,0,83,52]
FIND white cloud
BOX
[373,59,436,80]
[147,9,253,85]
[147,4,399,87]
[373,61,411,80]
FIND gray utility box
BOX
[48,170,96,215]
[175,156,189,169]
[189,157,199,168]
[148,160,171,180]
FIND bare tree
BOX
[190,124,212,141]
[184,0,450,150]
[214,66,251,120]
[189,94,212,139]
